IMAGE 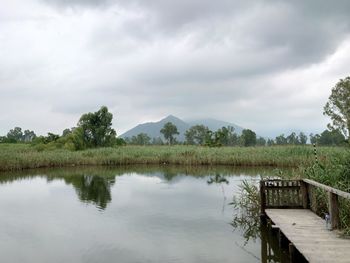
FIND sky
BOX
[1,0,350,138]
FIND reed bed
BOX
[0,144,346,171]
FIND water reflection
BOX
[0,165,294,263]
[230,180,291,262]
[0,165,283,211]
[64,175,114,210]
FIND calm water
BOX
[0,166,290,263]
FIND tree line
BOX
[124,122,347,146]
[0,106,123,151]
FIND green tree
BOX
[7,127,23,142]
[324,76,350,142]
[275,134,287,145]
[267,139,275,146]
[216,126,238,146]
[131,133,151,145]
[44,133,60,143]
[240,129,257,147]
[287,132,300,145]
[256,137,266,146]
[62,128,72,137]
[160,122,179,145]
[299,132,308,145]
[151,137,164,145]
[185,125,210,145]
[309,133,320,145]
[23,130,36,142]
[318,129,346,146]
[77,106,116,148]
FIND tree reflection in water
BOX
[207,174,229,213]
[66,175,115,210]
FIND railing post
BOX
[329,192,340,229]
[260,180,266,220]
[300,180,309,209]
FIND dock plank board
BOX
[266,209,350,263]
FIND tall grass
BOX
[0,144,346,171]
[302,149,350,235]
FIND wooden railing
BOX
[260,179,350,230]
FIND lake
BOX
[0,166,290,263]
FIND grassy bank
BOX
[0,143,346,171]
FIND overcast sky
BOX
[1,0,350,137]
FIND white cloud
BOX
[0,0,349,137]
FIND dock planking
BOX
[265,209,350,263]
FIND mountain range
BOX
[120,115,245,141]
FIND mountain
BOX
[121,115,189,141]
[120,115,246,142]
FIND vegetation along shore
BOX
[0,143,347,172]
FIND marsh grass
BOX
[303,151,350,236]
[0,144,346,172]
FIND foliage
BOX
[324,76,350,141]
[275,134,288,145]
[204,126,240,147]
[310,129,346,146]
[185,125,209,145]
[230,180,261,243]
[1,127,37,143]
[151,137,164,145]
[77,106,117,148]
[129,133,151,145]
[241,129,257,147]
[256,137,266,146]
[160,122,179,145]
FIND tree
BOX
[151,137,164,145]
[77,106,116,148]
[160,122,179,145]
[324,76,350,142]
[318,129,346,146]
[185,125,209,145]
[23,130,36,142]
[216,126,238,146]
[130,133,151,145]
[7,127,23,142]
[62,128,72,137]
[299,132,308,145]
[275,134,287,145]
[267,139,275,146]
[309,133,320,145]
[287,132,300,145]
[241,129,257,147]
[256,137,266,146]
[44,133,60,143]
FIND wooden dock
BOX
[260,179,350,263]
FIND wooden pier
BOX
[260,179,350,263]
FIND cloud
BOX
[1,0,350,137]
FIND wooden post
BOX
[278,229,288,249]
[289,243,297,263]
[329,192,340,229]
[260,180,266,219]
[300,180,309,209]
[260,225,268,263]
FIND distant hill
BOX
[120,115,246,142]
